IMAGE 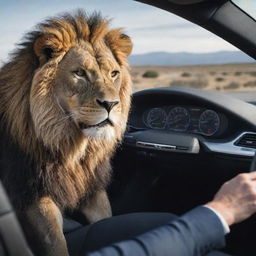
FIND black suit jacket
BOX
[85,206,226,256]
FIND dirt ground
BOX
[130,63,256,92]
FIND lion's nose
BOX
[96,99,119,112]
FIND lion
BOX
[0,11,132,256]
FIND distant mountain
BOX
[128,51,255,66]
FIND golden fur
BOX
[0,11,132,255]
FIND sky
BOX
[233,0,256,19]
[0,0,255,62]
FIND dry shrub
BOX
[234,71,242,76]
[170,78,208,89]
[244,81,256,87]
[248,71,256,77]
[142,70,159,78]
[224,82,240,90]
[216,77,225,82]
[181,72,191,77]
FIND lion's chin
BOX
[82,126,115,140]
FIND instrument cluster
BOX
[143,106,222,136]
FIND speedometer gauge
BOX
[199,110,220,136]
[167,107,190,132]
[145,108,167,129]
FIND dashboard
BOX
[125,87,256,157]
[143,106,226,137]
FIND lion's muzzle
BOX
[96,99,119,113]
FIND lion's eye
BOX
[111,70,120,78]
[73,69,87,78]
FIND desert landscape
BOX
[130,63,256,92]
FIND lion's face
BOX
[27,13,132,150]
[53,45,123,140]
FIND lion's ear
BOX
[105,31,133,62]
[41,47,54,60]
[118,34,133,57]
[34,34,64,64]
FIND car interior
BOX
[1,0,256,256]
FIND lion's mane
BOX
[0,11,132,211]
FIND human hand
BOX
[206,172,256,226]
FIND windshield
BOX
[1,0,255,92]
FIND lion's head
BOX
[0,11,132,209]
[0,11,132,156]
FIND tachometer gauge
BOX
[199,110,220,136]
[167,107,190,132]
[145,108,167,129]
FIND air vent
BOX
[235,133,256,149]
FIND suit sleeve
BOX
[85,206,226,256]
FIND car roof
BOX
[135,0,256,60]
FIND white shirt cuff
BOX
[203,205,230,234]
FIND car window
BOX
[232,0,256,20]
[1,0,255,92]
